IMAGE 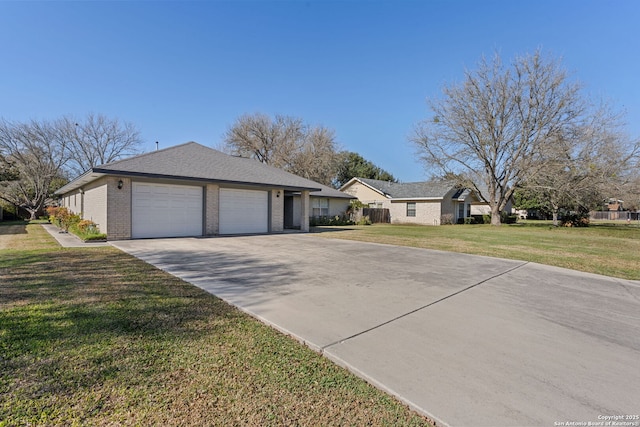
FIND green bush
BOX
[47,207,106,240]
[310,215,354,226]
[500,212,518,224]
[464,217,476,225]
[356,216,372,226]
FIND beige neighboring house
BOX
[340,177,501,225]
[55,142,353,240]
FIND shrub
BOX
[464,217,476,225]
[47,206,106,240]
[561,212,590,227]
[356,215,372,226]
[440,214,454,225]
[482,214,491,224]
[310,214,354,226]
[46,206,74,230]
[69,219,107,241]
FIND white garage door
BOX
[132,182,203,238]
[219,188,268,234]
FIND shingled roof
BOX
[56,141,351,197]
[354,178,462,199]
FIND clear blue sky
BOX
[1,0,638,182]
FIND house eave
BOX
[54,170,106,195]
[57,168,322,195]
[390,197,444,202]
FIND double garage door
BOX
[132,183,268,238]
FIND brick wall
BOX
[83,178,108,234]
[270,189,284,232]
[390,200,442,226]
[106,176,131,240]
[205,184,219,235]
[300,190,310,232]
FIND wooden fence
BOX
[361,208,390,224]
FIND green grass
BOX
[313,221,640,280]
[0,223,433,426]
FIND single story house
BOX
[55,142,353,239]
[340,177,508,225]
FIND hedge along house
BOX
[340,177,488,225]
[55,142,353,240]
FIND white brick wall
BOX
[205,184,219,235]
[106,176,131,240]
[390,200,442,225]
[83,178,108,234]
[270,189,284,232]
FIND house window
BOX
[312,198,329,217]
[406,202,416,217]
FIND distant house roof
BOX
[308,183,355,199]
[55,142,351,197]
[343,177,465,200]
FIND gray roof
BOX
[56,142,352,197]
[309,183,356,199]
[356,178,460,199]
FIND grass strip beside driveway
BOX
[313,222,640,280]
[0,224,432,426]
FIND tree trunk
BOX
[490,204,502,226]
[552,209,559,227]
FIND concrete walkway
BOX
[111,234,640,427]
[41,223,110,247]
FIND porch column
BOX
[300,190,310,232]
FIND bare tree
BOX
[63,113,143,176]
[0,114,142,219]
[224,113,339,185]
[224,113,305,169]
[0,118,69,219]
[521,103,639,224]
[412,50,586,225]
[288,126,339,186]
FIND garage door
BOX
[132,182,203,238]
[219,188,268,234]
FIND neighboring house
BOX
[55,142,353,240]
[340,177,499,225]
[285,183,354,229]
[605,198,624,211]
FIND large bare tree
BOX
[224,113,339,185]
[0,114,143,219]
[0,118,69,219]
[412,50,587,225]
[64,113,142,176]
[287,126,339,186]
[519,103,639,224]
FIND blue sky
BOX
[1,0,639,183]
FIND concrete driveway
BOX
[112,233,640,427]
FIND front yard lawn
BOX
[0,223,432,426]
[313,222,640,280]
